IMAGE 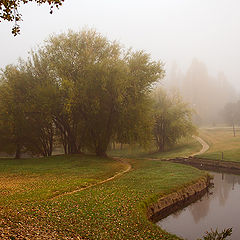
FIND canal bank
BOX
[168,156,240,175]
[147,175,211,222]
[156,170,240,240]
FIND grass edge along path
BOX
[50,158,132,200]
[0,155,128,206]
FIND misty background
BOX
[1,0,240,125]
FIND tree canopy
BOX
[152,88,196,152]
[0,29,164,157]
[0,0,64,35]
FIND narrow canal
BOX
[157,171,240,239]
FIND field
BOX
[0,151,206,239]
[199,127,240,162]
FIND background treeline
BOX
[0,30,195,158]
[166,59,237,125]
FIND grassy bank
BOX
[199,127,240,162]
[0,154,207,239]
[0,155,126,205]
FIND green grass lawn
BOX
[0,153,207,239]
[0,154,126,205]
[199,127,240,162]
[108,137,202,159]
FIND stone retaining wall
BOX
[147,175,211,222]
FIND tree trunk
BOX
[158,142,164,152]
[15,144,21,159]
[96,149,108,157]
[95,142,108,157]
[232,123,236,137]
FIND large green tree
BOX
[33,30,164,156]
[0,65,34,158]
[152,88,196,152]
[0,63,56,158]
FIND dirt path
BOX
[191,135,209,157]
[50,158,131,200]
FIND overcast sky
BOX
[1,0,240,90]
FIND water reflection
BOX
[190,192,210,224]
[157,171,240,240]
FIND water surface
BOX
[157,171,240,239]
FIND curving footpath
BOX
[191,135,209,156]
[50,157,131,200]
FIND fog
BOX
[165,59,237,125]
[1,0,240,114]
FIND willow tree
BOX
[0,64,56,158]
[33,30,164,156]
[153,88,196,152]
[0,65,29,158]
